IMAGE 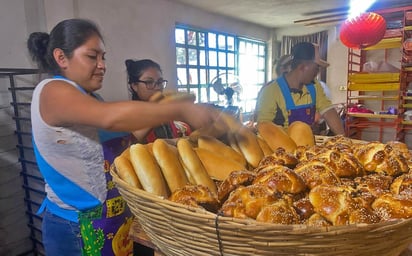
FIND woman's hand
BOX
[179,103,218,130]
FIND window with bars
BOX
[175,25,266,122]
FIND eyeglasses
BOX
[136,79,168,90]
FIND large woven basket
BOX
[111,166,412,256]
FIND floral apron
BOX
[79,131,134,256]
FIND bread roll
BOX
[176,138,217,195]
[198,135,247,167]
[253,166,306,194]
[309,185,354,226]
[235,126,264,168]
[120,146,131,160]
[152,139,189,192]
[220,184,277,219]
[194,147,246,180]
[129,144,169,197]
[149,91,164,102]
[257,147,298,169]
[293,197,315,221]
[390,173,412,195]
[145,142,154,156]
[287,121,315,147]
[305,213,331,227]
[294,160,341,189]
[256,135,273,156]
[217,170,256,202]
[159,91,196,103]
[188,122,227,142]
[257,121,297,153]
[114,154,142,189]
[188,108,228,142]
[372,193,412,219]
[227,132,242,154]
[217,111,243,133]
[256,199,300,224]
[353,142,409,176]
[169,184,219,212]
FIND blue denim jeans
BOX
[42,209,82,255]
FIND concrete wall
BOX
[0,1,42,254]
[35,0,271,101]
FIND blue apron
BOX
[276,76,316,125]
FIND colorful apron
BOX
[35,76,134,256]
[277,76,316,125]
[35,133,134,256]
[82,131,134,256]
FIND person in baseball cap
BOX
[256,41,344,136]
[291,42,329,68]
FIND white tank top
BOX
[31,78,106,210]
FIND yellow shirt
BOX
[256,80,333,128]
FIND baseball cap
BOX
[291,42,329,68]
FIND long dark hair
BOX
[27,18,103,75]
[125,59,162,101]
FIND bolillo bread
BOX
[176,138,218,195]
[227,132,242,154]
[189,108,228,142]
[256,134,273,156]
[235,126,264,168]
[152,139,189,193]
[159,91,196,103]
[129,143,169,197]
[194,147,247,181]
[257,121,297,153]
[287,121,315,147]
[149,91,164,102]
[188,123,227,143]
[217,111,243,133]
[145,142,154,156]
[114,153,142,189]
[198,135,247,167]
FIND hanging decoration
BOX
[339,12,386,49]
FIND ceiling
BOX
[170,0,412,28]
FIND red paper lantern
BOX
[339,12,387,49]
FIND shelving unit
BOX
[399,21,412,143]
[345,6,412,145]
[0,68,46,255]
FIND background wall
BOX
[0,1,41,254]
[71,0,271,101]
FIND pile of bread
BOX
[114,112,412,227]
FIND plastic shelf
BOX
[363,37,402,50]
[348,83,400,91]
[347,113,398,119]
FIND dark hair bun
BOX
[27,32,50,60]
[125,59,135,70]
[27,32,50,71]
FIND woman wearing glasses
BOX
[125,59,192,143]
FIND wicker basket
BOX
[111,166,412,256]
